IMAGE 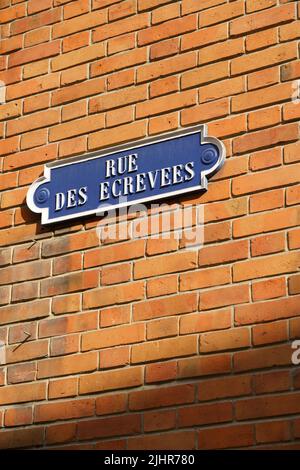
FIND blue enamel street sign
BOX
[27,125,225,224]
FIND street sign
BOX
[27,125,225,225]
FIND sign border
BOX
[27,124,226,225]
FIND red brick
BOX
[256,420,290,444]
[7,108,60,137]
[132,335,197,364]
[254,370,290,394]
[231,3,295,36]
[252,320,288,346]
[41,271,98,297]
[250,188,284,213]
[11,9,61,35]
[147,275,177,298]
[233,83,292,113]
[289,274,300,295]
[182,60,229,90]
[79,367,143,394]
[96,393,127,415]
[129,384,195,410]
[246,28,277,52]
[78,414,141,440]
[200,38,244,65]
[93,12,148,42]
[50,334,79,357]
[1,3,26,24]
[7,363,36,384]
[178,354,231,378]
[128,430,195,450]
[48,377,78,400]
[38,352,98,379]
[232,43,297,76]
[178,402,232,427]
[280,19,300,42]
[200,327,250,352]
[139,14,196,46]
[0,427,44,449]
[50,114,105,142]
[109,0,136,22]
[100,345,130,369]
[7,73,59,101]
[236,392,300,420]
[28,0,52,15]
[246,0,276,14]
[252,277,286,301]
[137,51,196,84]
[149,112,179,135]
[82,323,145,351]
[180,309,232,335]
[5,339,48,365]
[12,281,39,302]
[234,344,292,372]
[284,142,300,163]
[83,281,144,309]
[0,382,46,406]
[147,317,178,340]
[24,27,51,47]
[46,423,77,445]
[39,311,97,338]
[0,299,50,326]
[199,424,254,449]
[9,41,60,68]
[35,398,94,423]
[287,185,300,206]
[236,295,300,325]
[108,32,135,55]
[0,101,21,121]
[150,38,179,61]
[233,252,299,282]
[181,23,227,51]
[90,84,147,113]
[134,251,196,279]
[198,240,248,267]
[52,43,105,71]
[101,263,131,285]
[64,0,89,19]
[144,410,176,432]
[137,89,196,118]
[5,407,32,427]
[145,361,177,383]
[60,63,88,85]
[199,375,252,401]
[248,66,279,91]
[150,76,179,98]
[59,136,87,157]
[100,305,131,328]
[281,60,300,82]
[89,120,147,150]
[233,206,299,238]
[52,293,81,315]
[53,10,106,38]
[52,77,105,106]
[21,129,47,150]
[181,97,229,126]
[251,232,285,256]
[133,292,197,321]
[63,30,89,52]
[200,1,244,27]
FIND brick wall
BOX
[0,0,300,450]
